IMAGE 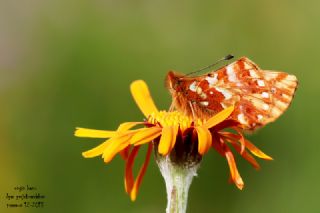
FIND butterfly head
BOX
[165,71,185,93]
[165,71,192,114]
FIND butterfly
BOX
[165,56,298,130]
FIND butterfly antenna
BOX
[185,54,234,77]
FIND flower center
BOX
[148,111,203,130]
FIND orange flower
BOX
[75,80,272,201]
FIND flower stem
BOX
[157,156,199,213]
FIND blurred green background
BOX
[1,0,319,212]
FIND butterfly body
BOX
[166,57,298,130]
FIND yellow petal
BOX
[228,140,261,170]
[130,143,153,201]
[196,126,212,155]
[117,122,143,132]
[102,134,133,163]
[130,80,159,117]
[130,127,162,146]
[203,106,234,129]
[125,147,140,194]
[82,140,110,158]
[75,127,116,138]
[170,126,179,150]
[225,148,244,190]
[158,126,178,155]
[233,128,246,154]
[245,139,273,160]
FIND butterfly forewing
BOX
[166,57,298,130]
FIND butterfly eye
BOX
[167,77,183,92]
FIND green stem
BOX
[157,156,199,213]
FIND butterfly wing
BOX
[185,57,298,130]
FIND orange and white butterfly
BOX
[166,56,298,130]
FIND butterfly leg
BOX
[169,100,175,112]
[188,101,197,121]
